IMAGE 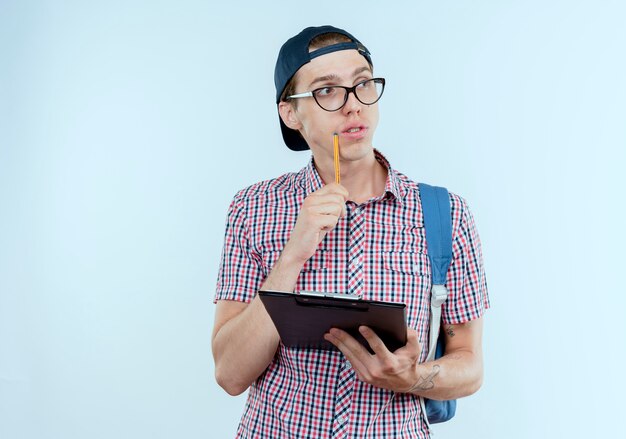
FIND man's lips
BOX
[340,125,368,139]
[340,123,366,133]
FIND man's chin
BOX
[340,141,375,160]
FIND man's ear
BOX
[278,101,302,130]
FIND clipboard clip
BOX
[299,290,361,300]
[294,294,369,311]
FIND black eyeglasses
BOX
[287,78,386,112]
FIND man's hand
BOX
[324,318,485,399]
[324,326,425,393]
[282,183,348,265]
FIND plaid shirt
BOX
[215,150,489,438]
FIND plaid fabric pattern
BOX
[215,150,489,438]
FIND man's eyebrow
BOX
[307,66,373,89]
[353,66,372,77]
[308,73,340,89]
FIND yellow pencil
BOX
[333,133,340,184]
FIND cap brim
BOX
[279,116,310,151]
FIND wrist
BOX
[261,247,307,292]
[279,241,311,269]
[404,362,440,395]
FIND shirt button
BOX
[338,415,348,425]
[345,360,351,368]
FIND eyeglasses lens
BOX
[355,79,384,105]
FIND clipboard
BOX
[258,290,407,352]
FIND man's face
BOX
[281,49,380,164]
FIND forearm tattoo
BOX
[408,365,441,392]
[445,325,455,338]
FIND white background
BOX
[1,1,625,438]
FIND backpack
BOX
[418,183,457,424]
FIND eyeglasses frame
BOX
[286,77,386,112]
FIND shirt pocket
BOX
[381,250,431,277]
[368,219,427,253]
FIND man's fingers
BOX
[307,202,345,218]
[317,182,349,199]
[308,210,344,233]
[406,328,420,349]
[306,193,347,210]
[284,182,348,263]
[325,327,424,392]
[324,328,372,373]
[397,328,422,359]
[359,326,392,357]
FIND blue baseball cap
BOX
[274,25,373,151]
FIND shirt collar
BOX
[374,149,406,203]
[301,149,406,204]
[302,157,325,196]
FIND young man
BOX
[212,25,489,438]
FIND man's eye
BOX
[315,87,336,97]
[357,79,372,89]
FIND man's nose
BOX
[342,90,362,115]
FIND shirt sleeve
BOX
[442,194,490,324]
[214,192,264,304]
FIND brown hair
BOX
[279,32,353,103]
